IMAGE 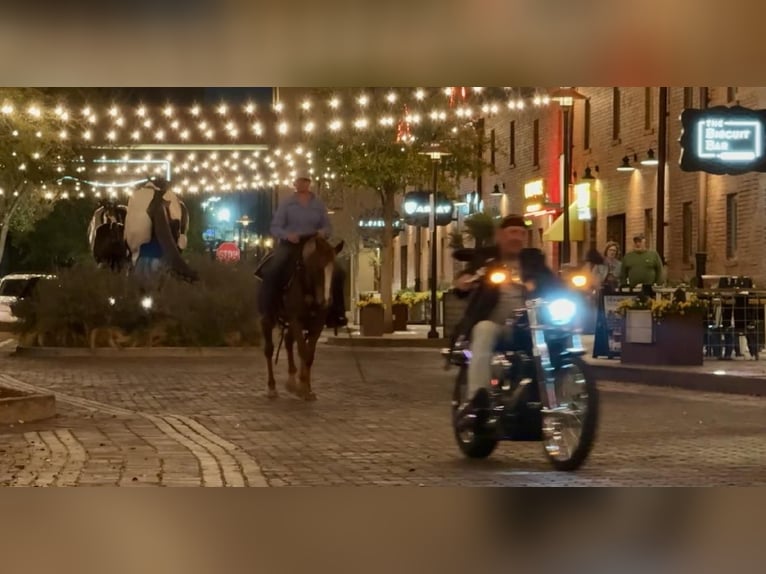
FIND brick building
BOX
[476,87,766,285]
[275,87,766,298]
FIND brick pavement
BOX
[0,347,764,486]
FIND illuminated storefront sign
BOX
[574,183,593,221]
[401,191,454,227]
[524,179,557,216]
[680,106,766,174]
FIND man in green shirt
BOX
[620,234,664,291]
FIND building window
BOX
[726,193,738,259]
[644,87,653,130]
[727,87,737,103]
[490,128,496,167]
[682,202,693,264]
[583,98,591,150]
[509,121,516,167]
[683,87,694,109]
[612,88,621,140]
[644,208,654,246]
[533,119,540,167]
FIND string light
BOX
[2,90,550,202]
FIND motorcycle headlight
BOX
[489,270,508,285]
[571,274,588,288]
[547,297,577,326]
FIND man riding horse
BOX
[257,173,347,401]
[259,173,347,327]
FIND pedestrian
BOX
[594,241,622,292]
[620,234,663,295]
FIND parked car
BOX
[0,274,54,323]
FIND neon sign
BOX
[401,191,454,227]
[680,106,766,174]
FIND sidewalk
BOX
[325,324,447,348]
[327,328,765,396]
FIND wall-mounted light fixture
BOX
[581,165,599,180]
[641,148,659,166]
[617,148,638,172]
[491,182,505,196]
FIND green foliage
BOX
[0,88,89,265]
[463,211,496,248]
[304,88,490,196]
[12,255,261,348]
[11,197,98,271]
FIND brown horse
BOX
[261,236,344,401]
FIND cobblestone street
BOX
[0,345,764,486]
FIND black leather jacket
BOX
[452,247,563,341]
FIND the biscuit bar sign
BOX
[680,106,766,174]
[697,118,760,161]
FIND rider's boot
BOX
[326,267,348,328]
[455,388,490,431]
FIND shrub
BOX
[12,255,262,348]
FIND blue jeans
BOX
[258,242,299,315]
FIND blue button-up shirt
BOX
[270,192,332,240]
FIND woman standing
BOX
[595,241,622,291]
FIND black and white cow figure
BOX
[124,178,197,281]
[88,201,130,271]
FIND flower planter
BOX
[621,312,704,366]
[392,303,409,331]
[359,305,385,337]
[409,301,426,324]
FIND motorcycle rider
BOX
[453,214,561,415]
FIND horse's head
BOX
[299,236,344,309]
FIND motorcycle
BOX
[442,264,599,471]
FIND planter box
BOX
[0,387,56,425]
[409,301,426,323]
[622,313,704,366]
[359,305,385,337]
[392,304,409,331]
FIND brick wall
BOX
[474,87,766,285]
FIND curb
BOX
[13,346,260,358]
[325,336,448,348]
[586,361,765,397]
[0,387,56,424]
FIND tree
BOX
[11,197,98,272]
[304,88,492,331]
[0,88,86,267]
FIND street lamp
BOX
[237,214,252,255]
[549,87,586,266]
[419,142,451,339]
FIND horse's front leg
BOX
[298,320,324,401]
[262,318,278,399]
[285,329,299,395]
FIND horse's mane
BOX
[301,236,337,267]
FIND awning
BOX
[542,203,586,242]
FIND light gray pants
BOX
[467,320,503,401]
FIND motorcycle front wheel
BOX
[452,366,498,459]
[541,356,599,471]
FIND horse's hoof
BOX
[267,388,278,399]
[303,392,317,402]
